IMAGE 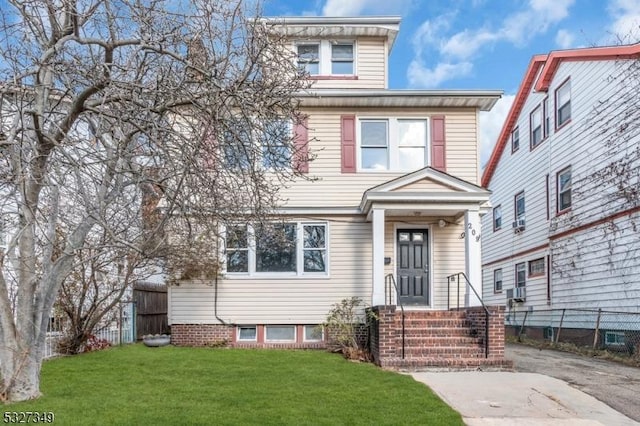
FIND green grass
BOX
[6,345,462,425]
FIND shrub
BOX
[323,297,376,361]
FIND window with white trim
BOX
[557,167,572,212]
[605,331,625,346]
[296,40,355,76]
[494,269,503,293]
[556,79,571,127]
[530,105,542,148]
[224,222,328,276]
[511,127,520,152]
[528,258,545,277]
[543,97,550,137]
[515,191,525,221]
[304,325,323,342]
[237,326,257,341]
[359,118,428,171]
[223,119,291,170]
[515,263,526,288]
[265,325,296,342]
[493,205,502,231]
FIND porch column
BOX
[464,208,482,307]
[372,208,385,306]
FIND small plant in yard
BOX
[324,297,376,361]
[83,335,111,352]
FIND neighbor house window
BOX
[530,105,543,148]
[515,263,526,288]
[304,325,323,342]
[557,167,572,212]
[543,97,550,137]
[493,205,502,231]
[297,41,355,76]
[494,269,503,293]
[261,120,291,169]
[605,331,625,346]
[223,123,252,169]
[225,222,328,276]
[226,225,249,273]
[265,325,296,342]
[556,79,571,128]
[331,43,354,74]
[237,326,257,341]
[528,258,545,277]
[224,119,291,170]
[515,191,525,221]
[359,118,428,171]
[511,127,520,152]
[297,43,320,75]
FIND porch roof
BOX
[360,167,491,218]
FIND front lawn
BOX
[8,345,462,425]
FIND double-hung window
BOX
[359,118,428,171]
[511,127,520,152]
[556,79,571,127]
[543,97,550,138]
[494,269,503,293]
[261,119,290,170]
[515,191,525,221]
[515,263,526,288]
[224,119,291,170]
[528,258,545,277]
[493,205,502,231]
[225,222,328,276]
[297,44,320,75]
[297,41,355,76]
[331,43,354,74]
[530,106,543,148]
[557,167,572,212]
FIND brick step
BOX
[381,357,514,371]
[399,336,483,346]
[397,319,474,328]
[400,311,468,319]
[398,346,486,358]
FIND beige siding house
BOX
[169,16,510,368]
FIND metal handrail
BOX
[384,273,405,359]
[446,272,491,358]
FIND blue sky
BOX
[263,0,640,166]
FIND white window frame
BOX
[330,42,354,75]
[222,119,292,171]
[556,79,571,128]
[557,166,572,213]
[265,325,296,342]
[511,127,520,152]
[237,326,258,342]
[604,331,625,346]
[530,105,543,149]
[357,117,430,172]
[295,40,356,76]
[515,191,526,221]
[493,205,502,231]
[494,269,503,293]
[223,222,329,278]
[515,262,526,288]
[303,325,324,342]
[528,258,545,277]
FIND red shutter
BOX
[341,115,356,173]
[293,117,309,173]
[203,125,217,169]
[430,115,446,172]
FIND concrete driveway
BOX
[507,343,640,422]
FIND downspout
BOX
[213,271,228,325]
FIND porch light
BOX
[438,219,447,228]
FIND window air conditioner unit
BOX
[512,219,526,233]
[506,287,526,302]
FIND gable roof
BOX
[481,42,640,188]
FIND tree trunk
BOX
[1,346,43,402]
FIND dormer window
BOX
[296,40,355,76]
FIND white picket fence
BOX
[44,303,136,359]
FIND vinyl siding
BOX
[481,58,640,312]
[277,108,479,207]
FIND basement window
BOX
[265,325,296,342]
[237,326,257,341]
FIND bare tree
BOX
[0,0,308,401]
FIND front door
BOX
[397,229,429,306]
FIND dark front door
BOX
[397,229,429,306]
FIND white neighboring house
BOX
[481,44,640,340]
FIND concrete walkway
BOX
[410,371,639,426]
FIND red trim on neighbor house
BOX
[430,115,446,172]
[310,75,359,80]
[257,325,265,344]
[293,117,309,173]
[341,115,356,173]
[549,205,640,241]
[482,243,550,268]
[482,43,640,188]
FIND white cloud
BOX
[321,0,414,16]
[555,29,576,48]
[479,94,515,169]
[607,0,640,43]
[407,60,473,88]
[408,0,575,87]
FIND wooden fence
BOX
[133,282,168,339]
